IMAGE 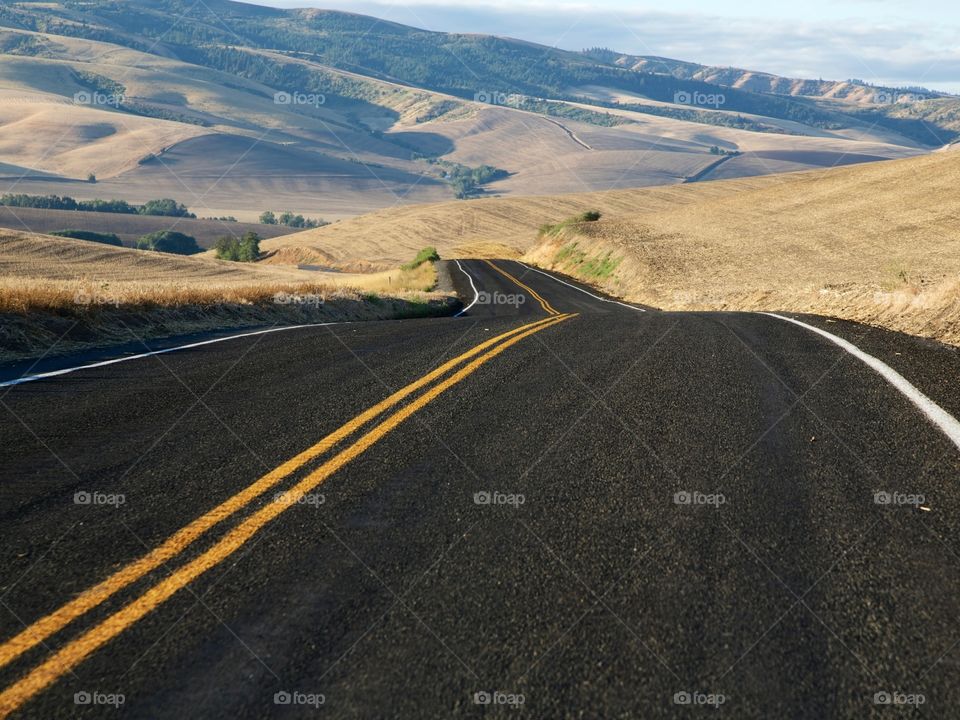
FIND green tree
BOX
[238,231,260,261]
[50,229,122,246]
[214,232,260,261]
[136,230,201,255]
[214,236,240,260]
[138,199,195,218]
[259,211,277,225]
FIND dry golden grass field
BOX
[0,229,446,360]
[0,230,439,313]
[522,150,960,345]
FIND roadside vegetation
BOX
[554,242,621,280]
[0,230,457,361]
[523,151,960,347]
[539,210,602,237]
[402,246,440,270]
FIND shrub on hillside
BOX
[138,198,195,218]
[540,210,602,236]
[136,230,201,255]
[402,246,440,270]
[49,229,122,247]
[214,232,261,261]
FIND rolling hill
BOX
[256,146,960,344]
[0,0,946,228]
[523,149,960,344]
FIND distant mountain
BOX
[2,0,957,146]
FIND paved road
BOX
[2,259,960,718]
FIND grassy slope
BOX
[522,150,960,345]
[262,168,846,264]
[0,230,450,360]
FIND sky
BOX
[241,0,960,92]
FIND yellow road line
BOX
[0,315,562,671]
[0,312,574,718]
[483,260,559,315]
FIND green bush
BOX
[214,232,261,261]
[540,210,602,236]
[138,198,195,218]
[49,229,122,246]
[136,230,201,255]
[402,246,440,270]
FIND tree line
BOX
[0,194,195,218]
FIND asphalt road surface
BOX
[2,259,960,718]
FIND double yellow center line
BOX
[483,260,560,315]
[0,308,574,717]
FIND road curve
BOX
[2,259,960,718]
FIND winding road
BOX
[2,259,960,718]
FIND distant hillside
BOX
[0,0,943,223]
[583,49,960,146]
[3,0,957,146]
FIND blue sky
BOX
[243,0,960,92]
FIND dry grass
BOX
[0,229,444,313]
[523,150,960,345]
[265,176,788,264]
[0,276,343,313]
[318,262,438,293]
[0,228,453,361]
[447,241,523,259]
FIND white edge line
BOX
[517,262,646,312]
[0,323,347,389]
[764,313,960,451]
[454,260,480,317]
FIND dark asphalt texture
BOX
[2,259,960,719]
